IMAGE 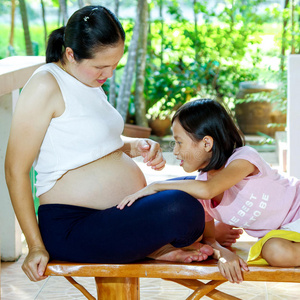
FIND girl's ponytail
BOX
[46,26,66,63]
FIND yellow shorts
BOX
[247,229,300,265]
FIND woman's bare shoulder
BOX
[24,70,60,95]
[18,69,64,116]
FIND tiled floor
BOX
[1,149,300,299]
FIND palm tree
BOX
[59,0,68,25]
[109,0,120,107]
[134,0,149,127]
[41,0,48,47]
[19,0,33,55]
[116,0,141,121]
[8,0,16,55]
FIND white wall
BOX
[287,55,300,178]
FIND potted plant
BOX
[234,81,286,137]
[146,98,174,137]
[145,61,197,137]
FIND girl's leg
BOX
[261,238,300,267]
[39,190,208,264]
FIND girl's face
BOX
[66,41,124,87]
[172,119,212,173]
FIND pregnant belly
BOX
[39,150,147,209]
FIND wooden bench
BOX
[45,241,300,299]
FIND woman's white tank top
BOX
[31,63,124,197]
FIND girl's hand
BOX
[217,251,249,283]
[22,247,50,281]
[137,139,166,170]
[117,183,158,210]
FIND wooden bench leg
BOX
[187,280,240,300]
[64,276,96,300]
[95,277,140,300]
[165,279,241,300]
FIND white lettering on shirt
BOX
[259,201,267,209]
[226,193,270,229]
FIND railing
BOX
[0,56,45,262]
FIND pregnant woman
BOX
[5,5,211,282]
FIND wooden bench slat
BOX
[45,259,300,282]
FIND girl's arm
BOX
[120,136,166,170]
[117,158,257,209]
[5,72,62,281]
[202,220,249,283]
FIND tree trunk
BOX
[59,0,68,25]
[280,0,290,71]
[9,0,16,47]
[78,0,84,8]
[159,0,164,66]
[134,0,149,127]
[40,0,48,47]
[116,1,141,121]
[19,0,33,55]
[291,0,295,54]
[109,0,120,107]
[193,0,199,62]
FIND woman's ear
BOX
[65,47,75,63]
[203,136,213,152]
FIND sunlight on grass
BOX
[0,23,57,58]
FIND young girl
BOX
[118,98,300,284]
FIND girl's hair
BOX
[46,5,125,63]
[172,99,245,172]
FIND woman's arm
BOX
[202,221,248,283]
[120,136,166,170]
[117,158,257,209]
[5,72,63,281]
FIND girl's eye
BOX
[170,140,182,148]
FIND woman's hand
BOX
[117,183,159,209]
[137,139,166,170]
[22,246,50,281]
[217,250,249,283]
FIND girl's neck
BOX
[207,167,223,179]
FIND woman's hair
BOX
[172,99,245,172]
[46,5,125,63]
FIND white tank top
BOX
[31,63,124,197]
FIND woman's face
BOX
[69,41,124,87]
[172,119,212,173]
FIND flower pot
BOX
[148,118,171,137]
[235,101,286,137]
[122,124,152,138]
[235,81,286,137]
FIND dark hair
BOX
[46,5,125,63]
[172,99,245,172]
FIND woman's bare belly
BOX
[39,150,147,210]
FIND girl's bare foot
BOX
[215,221,243,247]
[148,243,214,263]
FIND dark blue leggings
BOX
[38,179,203,264]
